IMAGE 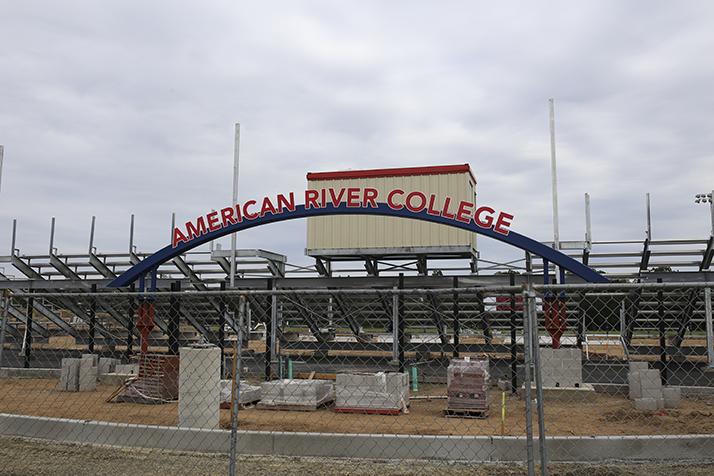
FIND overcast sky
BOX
[1,1,713,271]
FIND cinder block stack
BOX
[446,358,489,413]
[259,379,334,409]
[539,348,583,388]
[335,372,409,412]
[627,361,681,410]
[219,380,262,408]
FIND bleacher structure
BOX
[0,213,713,362]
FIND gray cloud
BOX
[1,1,713,272]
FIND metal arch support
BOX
[109,203,609,287]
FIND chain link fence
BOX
[0,282,713,474]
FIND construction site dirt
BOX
[2,378,714,437]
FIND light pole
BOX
[695,191,714,237]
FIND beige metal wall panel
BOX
[306,170,476,254]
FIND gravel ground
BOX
[1,437,713,476]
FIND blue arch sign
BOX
[108,187,608,287]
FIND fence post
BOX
[23,290,33,368]
[218,281,226,377]
[705,287,714,369]
[398,273,405,373]
[528,289,549,476]
[392,285,399,363]
[452,276,460,358]
[657,278,668,385]
[125,284,135,359]
[228,295,245,476]
[522,289,535,476]
[264,278,273,381]
[509,273,517,394]
[0,290,9,368]
[88,283,97,353]
[168,281,181,355]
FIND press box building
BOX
[306,164,478,275]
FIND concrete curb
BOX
[1,413,713,462]
[0,367,60,379]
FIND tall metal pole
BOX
[710,190,714,237]
[229,123,240,288]
[646,193,652,240]
[549,99,560,284]
[584,193,592,246]
[0,145,4,195]
[549,99,560,248]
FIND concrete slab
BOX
[2,413,713,462]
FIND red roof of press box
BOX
[307,164,475,183]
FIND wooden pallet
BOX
[334,407,403,415]
[256,396,333,412]
[443,408,489,419]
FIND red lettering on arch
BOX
[185,217,207,240]
[329,188,345,207]
[221,206,237,228]
[305,190,319,209]
[388,189,404,210]
[260,197,277,217]
[494,212,514,235]
[207,211,221,232]
[243,200,258,220]
[277,193,295,213]
[456,201,474,223]
[363,188,378,208]
[406,191,427,213]
[474,206,495,228]
[172,227,189,248]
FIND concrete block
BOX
[663,387,681,409]
[629,361,649,373]
[260,379,334,408]
[98,358,118,375]
[639,370,663,398]
[628,372,642,400]
[58,358,80,391]
[539,348,582,388]
[179,346,221,429]
[115,364,139,375]
[634,397,659,411]
[219,380,261,406]
[82,354,99,366]
[336,372,408,410]
[78,357,97,391]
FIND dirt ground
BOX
[1,378,714,436]
[1,436,713,476]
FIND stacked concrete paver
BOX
[335,372,409,412]
[446,358,489,414]
[259,379,333,409]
